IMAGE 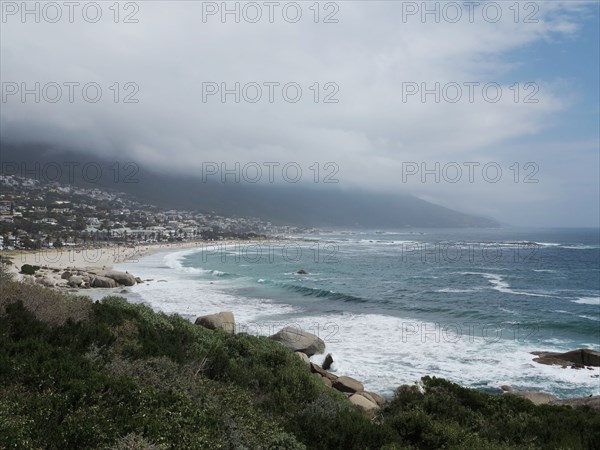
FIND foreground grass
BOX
[1,270,599,449]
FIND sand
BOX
[1,239,284,282]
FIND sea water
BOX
[116,228,600,398]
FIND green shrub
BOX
[1,276,599,450]
[19,264,40,275]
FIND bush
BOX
[19,264,40,275]
[1,277,599,450]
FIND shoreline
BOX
[1,238,286,282]
[2,240,599,405]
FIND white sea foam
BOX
[460,272,553,298]
[572,296,600,305]
[163,248,209,275]
[115,250,298,321]
[561,245,599,250]
[295,312,600,398]
[436,288,478,293]
[113,249,600,398]
[578,315,600,322]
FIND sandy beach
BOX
[3,241,191,277]
[1,238,285,286]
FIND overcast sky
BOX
[1,1,599,226]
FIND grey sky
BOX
[1,1,599,226]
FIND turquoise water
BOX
[118,228,600,398]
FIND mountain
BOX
[0,143,499,228]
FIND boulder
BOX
[359,391,377,404]
[365,391,386,407]
[36,277,55,287]
[500,385,513,392]
[297,269,309,275]
[294,351,311,367]
[349,394,379,411]
[333,376,364,394]
[105,270,137,286]
[322,353,334,370]
[269,326,325,356]
[68,275,84,287]
[195,311,235,335]
[550,395,600,410]
[321,376,332,388]
[532,349,600,368]
[90,276,118,288]
[311,363,338,382]
[61,271,72,280]
[509,391,557,405]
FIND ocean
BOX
[115,228,600,399]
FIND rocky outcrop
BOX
[532,349,600,368]
[68,275,84,287]
[295,351,311,367]
[322,353,333,370]
[333,376,364,394]
[508,391,558,405]
[36,277,55,288]
[269,327,325,356]
[550,395,600,410]
[90,276,118,288]
[363,391,386,408]
[105,270,137,287]
[349,393,379,411]
[297,269,309,275]
[320,376,333,388]
[195,311,235,335]
[21,266,141,291]
[275,331,387,413]
[311,363,338,382]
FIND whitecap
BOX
[572,297,600,306]
[436,288,477,293]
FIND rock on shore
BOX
[508,391,558,405]
[551,396,600,410]
[532,349,600,368]
[105,270,137,287]
[90,276,118,288]
[269,326,325,356]
[333,376,364,393]
[15,264,142,291]
[349,393,379,411]
[195,311,235,335]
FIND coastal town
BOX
[0,174,312,251]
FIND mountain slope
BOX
[0,143,498,228]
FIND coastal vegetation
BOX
[1,266,599,449]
